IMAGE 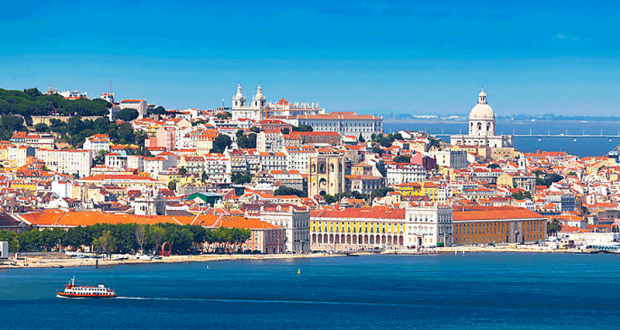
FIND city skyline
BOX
[1,0,619,115]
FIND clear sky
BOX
[1,0,618,116]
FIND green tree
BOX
[358,133,365,142]
[178,167,187,175]
[371,187,394,200]
[547,218,562,236]
[215,112,232,120]
[323,194,337,204]
[117,108,139,122]
[238,133,257,148]
[487,163,500,169]
[231,172,253,184]
[34,123,50,132]
[168,181,177,191]
[250,126,260,133]
[135,225,146,252]
[210,134,232,153]
[292,124,313,132]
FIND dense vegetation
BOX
[0,223,251,255]
[48,116,147,148]
[0,115,27,140]
[210,134,233,153]
[236,130,257,149]
[0,88,111,120]
[371,133,403,147]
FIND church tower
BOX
[252,84,266,108]
[232,84,246,109]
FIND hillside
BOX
[0,88,111,121]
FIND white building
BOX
[36,149,92,177]
[295,112,382,140]
[404,204,453,248]
[429,150,468,169]
[265,98,323,117]
[284,146,317,174]
[259,152,287,172]
[6,145,35,168]
[119,99,148,119]
[450,89,514,148]
[259,206,311,253]
[256,131,284,152]
[386,162,426,185]
[231,85,266,121]
[83,134,110,159]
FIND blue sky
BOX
[0,0,618,116]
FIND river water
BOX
[1,253,619,329]
[384,121,620,157]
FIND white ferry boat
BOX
[56,277,116,298]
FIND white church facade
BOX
[450,89,513,148]
[231,84,267,121]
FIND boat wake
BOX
[114,296,411,307]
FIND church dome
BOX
[469,88,494,119]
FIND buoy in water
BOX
[207,265,209,269]
[297,268,300,275]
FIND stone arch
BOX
[364,235,369,244]
[477,122,482,131]
[312,233,316,244]
[319,163,326,173]
[330,163,335,172]
[323,234,328,243]
[486,122,491,132]
[311,164,316,172]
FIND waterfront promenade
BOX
[1,244,604,270]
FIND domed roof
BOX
[469,88,494,120]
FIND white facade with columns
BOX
[450,89,513,148]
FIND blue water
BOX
[384,121,620,157]
[2,253,620,329]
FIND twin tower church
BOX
[450,89,514,148]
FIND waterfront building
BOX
[450,89,514,148]
[453,206,547,245]
[310,204,452,251]
[258,205,311,253]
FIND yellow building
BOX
[393,181,440,202]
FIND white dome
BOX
[469,103,494,119]
[469,88,494,119]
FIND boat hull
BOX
[56,292,116,298]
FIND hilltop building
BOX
[450,89,514,148]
